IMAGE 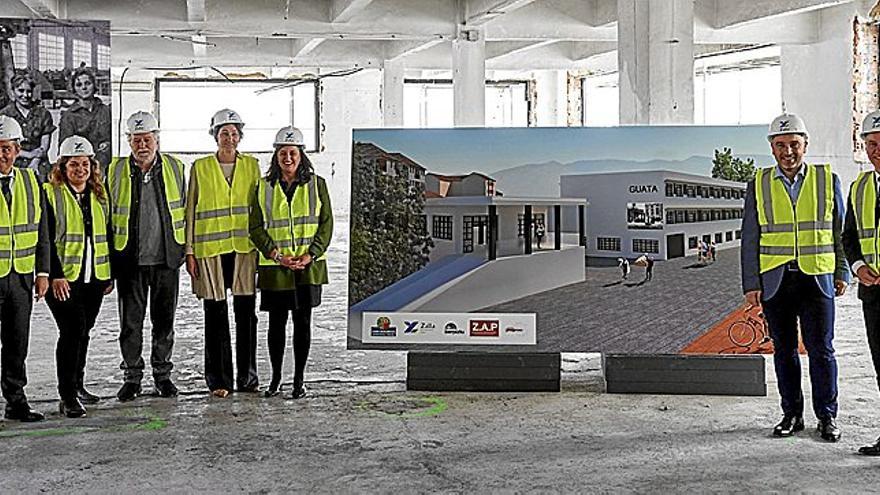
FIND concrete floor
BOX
[4,275,880,491]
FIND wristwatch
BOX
[273,251,283,263]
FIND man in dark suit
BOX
[843,109,880,455]
[741,113,848,441]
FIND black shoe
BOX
[76,387,100,405]
[858,437,880,456]
[818,417,841,442]
[772,414,804,437]
[238,383,260,393]
[4,404,45,422]
[264,380,281,398]
[117,382,142,402]
[59,397,87,418]
[288,384,307,400]
[155,379,179,398]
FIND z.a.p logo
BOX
[469,319,500,337]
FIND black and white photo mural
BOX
[0,18,110,180]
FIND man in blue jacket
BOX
[740,113,849,441]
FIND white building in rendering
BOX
[561,170,746,260]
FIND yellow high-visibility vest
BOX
[0,168,41,277]
[754,164,835,274]
[256,178,323,266]
[850,170,880,271]
[192,154,259,258]
[107,154,186,250]
[44,183,111,281]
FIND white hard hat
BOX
[126,111,159,135]
[767,113,808,141]
[209,108,244,136]
[0,115,23,141]
[861,110,880,139]
[274,126,305,146]
[58,135,95,157]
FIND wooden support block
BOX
[407,352,560,392]
[604,354,766,396]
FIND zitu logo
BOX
[778,120,790,130]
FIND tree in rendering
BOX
[711,147,756,182]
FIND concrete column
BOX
[535,70,567,127]
[780,3,859,187]
[382,59,405,127]
[452,26,486,127]
[617,0,694,125]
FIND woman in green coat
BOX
[249,126,332,399]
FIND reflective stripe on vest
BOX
[44,183,111,281]
[754,164,835,275]
[257,178,322,266]
[192,154,259,258]
[0,168,41,276]
[108,154,186,250]
[851,171,880,270]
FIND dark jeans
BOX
[764,269,838,419]
[267,306,312,386]
[0,273,33,409]
[203,253,258,391]
[117,265,179,384]
[860,286,880,390]
[46,280,106,399]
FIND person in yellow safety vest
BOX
[44,135,113,419]
[107,111,186,403]
[249,126,332,399]
[185,108,260,398]
[0,115,50,422]
[741,112,849,442]
[843,108,880,456]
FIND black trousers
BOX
[0,273,33,409]
[203,253,258,391]
[117,265,179,384]
[267,306,312,386]
[46,280,106,399]
[860,285,880,390]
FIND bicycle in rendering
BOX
[728,311,771,349]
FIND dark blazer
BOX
[740,165,849,300]
[109,153,186,271]
[843,175,880,301]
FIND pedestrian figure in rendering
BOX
[644,255,654,282]
[741,113,848,441]
[0,73,54,181]
[107,112,186,402]
[618,257,629,280]
[535,223,545,250]
[58,68,111,174]
[697,239,707,263]
[44,136,113,418]
[187,109,260,398]
[249,126,333,399]
[710,241,717,262]
[0,115,50,422]
[842,109,880,455]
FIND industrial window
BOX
[463,215,489,253]
[666,211,675,225]
[735,229,742,239]
[715,233,723,243]
[97,44,111,70]
[37,32,64,71]
[581,73,619,126]
[726,231,733,241]
[403,79,532,128]
[156,78,319,154]
[432,215,453,240]
[665,183,673,197]
[517,213,545,236]
[597,237,620,252]
[702,234,711,244]
[632,239,659,254]
[11,35,27,69]
[72,39,91,67]
[688,236,698,249]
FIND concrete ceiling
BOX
[0,0,864,70]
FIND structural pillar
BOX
[554,205,561,250]
[382,59,405,127]
[488,205,497,261]
[617,0,694,125]
[453,26,486,127]
[523,205,532,255]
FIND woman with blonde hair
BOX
[44,135,113,418]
